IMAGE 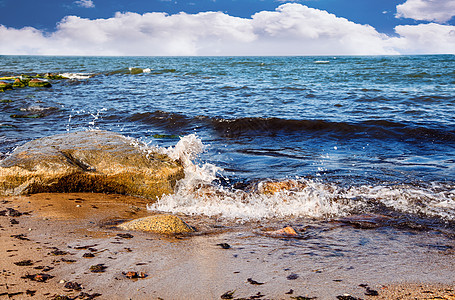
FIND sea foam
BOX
[143,135,455,222]
[59,73,93,79]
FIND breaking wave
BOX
[143,135,455,222]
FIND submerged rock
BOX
[258,179,306,195]
[118,214,195,234]
[262,226,300,237]
[0,130,184,198]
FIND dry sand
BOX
[0,193,454,300]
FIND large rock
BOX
[0,130,184,197]
[118,214,195,234]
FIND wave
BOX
[128,111,455,142]
[105,67,176,76]
[144,135,455,224]
[128,111,193,131]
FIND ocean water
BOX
[1,55,454,228]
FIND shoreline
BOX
[1,193,454,299]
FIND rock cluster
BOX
[0,130,184,198]
[0,73,69,92]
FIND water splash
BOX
[145,135,455,222]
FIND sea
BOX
[1,55,454,231]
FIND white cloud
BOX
[0,3,454,56]
[396,0,455,22]
[75,0,95,8]
[391,23,455,54]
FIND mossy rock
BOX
[28,79,51,88]
[13,78,27,88]
[0,81,13,92]
[118,214,195,234]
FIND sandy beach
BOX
[1,193,454,300]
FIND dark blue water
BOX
[1,55,454,222]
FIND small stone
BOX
[122,271,147,279]
[220,290,235,299]
[247,278,264,285]
[264,226,299,237]
[14,259,33,266]
[49,249,68,256]
[89,264,107,273]
[287,273,299,280]
[118,214,195,234]
[64,281,82,290]
[22,273,54,282]
[117,233,134,239]
[365,287,379,296]
[336,295,362,300]
[217,243,231,249]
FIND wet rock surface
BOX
[0,130,184,198]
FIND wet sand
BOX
[1,193,454,300]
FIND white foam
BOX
[149,179,352,221]
[59,73,93,79]
[140,134,455,222]
[347,184,455,221]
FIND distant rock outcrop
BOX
[0,130,184,198]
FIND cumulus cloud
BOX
[0,3,454,56]
[396,0,455,22]
[75,0,95,8]
[392,23,455,54]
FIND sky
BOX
[0,0,454,56]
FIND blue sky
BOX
[0,0,454,55]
